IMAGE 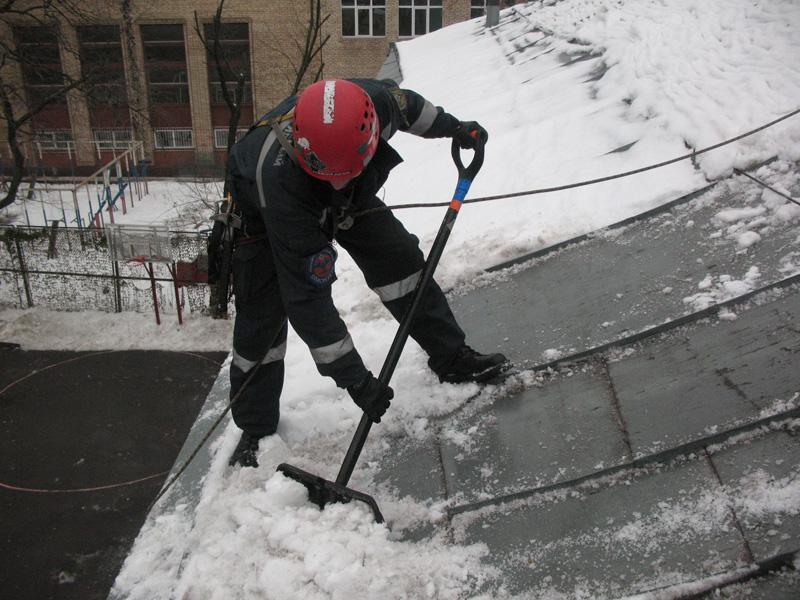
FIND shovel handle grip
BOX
[451,137,485,182]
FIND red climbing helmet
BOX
[293,79,380,185]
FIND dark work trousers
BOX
[229,196,466,437]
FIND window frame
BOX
[32,130,74,152]
[93,128,134,150]
[398,0,443,38]
[213,127,248,149]
[202,22,253,106]
[78,25,129,107]
[140,24,190,106]
[153,128,194,150]
[14,26,68,106]
[470,1,487,19]
[341,0,387,38]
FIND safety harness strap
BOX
[271,120,300,168]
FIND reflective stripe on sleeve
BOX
[255,130,277,208]
[407,100,438,135]
[232,341,287,373]
[309,334,355,365]
[371,270,422,303]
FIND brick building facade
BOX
[1,1,518,176]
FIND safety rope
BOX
[734,168,800,207]
[146,357,265,512]
[0,351,222,496]
[352,107,800,217]
[0,472,167,494]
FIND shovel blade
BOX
[277,463,384,524]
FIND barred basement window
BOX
[342,0,386,37]
[213,128,248,149]
[398,0,442,38]
[93,128,133,150]
[154,128,193,149]
[33,130,73,151]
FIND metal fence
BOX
[0,225,213,319]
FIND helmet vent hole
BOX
[360,123,366,131]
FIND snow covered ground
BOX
[2,0,800,598]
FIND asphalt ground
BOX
[0,345,226,600]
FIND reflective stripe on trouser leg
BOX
[230,320,288,438]
[309,334,355,365]
[371,270,422,303]
[232,340,287,373]
[335,196,466,370]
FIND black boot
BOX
[434,344,510,384]
[229,432,263,468]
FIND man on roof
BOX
[225,78,509,467]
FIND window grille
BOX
[33,130,73,151]
[213,128,248,149]
[154,128,194,149]
[93,128,133,150]
[398,0,442,37]
[341,0,386,37]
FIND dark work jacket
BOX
[227,78,461,388]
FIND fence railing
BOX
[0,225,216,320]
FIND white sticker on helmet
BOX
[322,80,336,124]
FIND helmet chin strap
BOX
[329,178,352,190]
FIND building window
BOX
[342,0,386,37]
[14,26,67,105]
[32,130,73,151]
[141,24,189,105]
[213,128,248,149]
[93,128,133,150]
[154,128,193,149]
[399,0,442,38]
[203,22,252,106]
[78,25,128,107]
[470,1,486,19]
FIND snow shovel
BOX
[278,138,485,524]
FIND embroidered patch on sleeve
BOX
[307,245,337,286]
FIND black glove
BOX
[347,372,393,423]
[452,121,488,149]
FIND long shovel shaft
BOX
[335,175,474,487]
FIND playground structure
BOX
[72,142,150,229]
[6,141,150,230]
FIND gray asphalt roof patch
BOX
[450,172,798,365]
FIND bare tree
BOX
[287,0,330,96]
[120,0,147,150]
[194,0,246,165]
[196,0,330,167]
[0,0,92,210]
